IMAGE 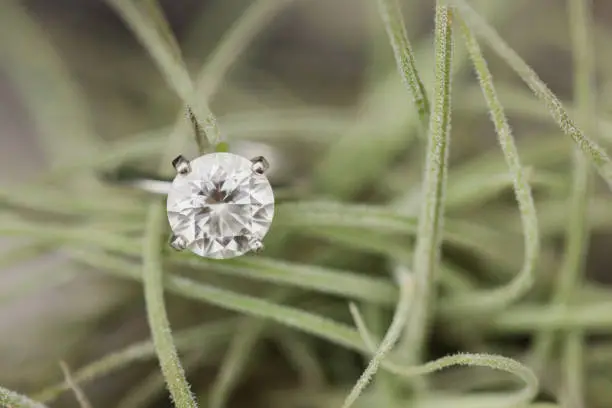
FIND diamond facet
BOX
[166,152,275,259]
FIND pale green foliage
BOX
[451,0,612,190]
[2,0,612,407]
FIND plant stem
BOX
[533,0,594,405]
[341,269,414,408]
[59,362,94,408]
[444,16,539,313]
[376,0,429,126]
[143,204,198,407]
[401,4,453,364]
[350,308,539,407]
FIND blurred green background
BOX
[1,0,612,407]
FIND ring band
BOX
[105,140,288,195]
[123,178,172,195]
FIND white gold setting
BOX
[166,152,275,259]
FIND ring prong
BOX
[249,239,264,253]
[172,155,191,175]
[250,156,269,175]
[169,234,187,251]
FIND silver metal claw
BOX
[249,238,264,253]
[172,155,191,175]
[250,156,269,175]
[169,234,187,251]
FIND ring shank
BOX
[127,179,171,195]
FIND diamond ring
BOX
[114,152,275,259]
